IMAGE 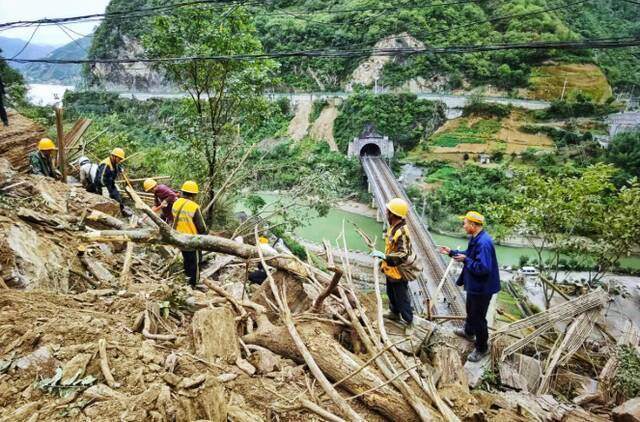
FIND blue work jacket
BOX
[449,230,501,295]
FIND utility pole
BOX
[55,106,66,182]
[560,78,568,101]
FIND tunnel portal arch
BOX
[360,143,382,157]
[347,124,394,159]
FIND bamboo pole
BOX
[428,258,455,317]
[55,107,66,181]
[538,276,615,342]
[116,176,171,184]
[253,226,365,422]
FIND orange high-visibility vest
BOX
[380,223,405,280]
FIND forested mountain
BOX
[0,36,59,71]
[22,35,92,84]
[85,0,640,93]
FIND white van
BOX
[518,266,539,277]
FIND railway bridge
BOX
[349,127,466,317]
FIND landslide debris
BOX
[0,147,636,422]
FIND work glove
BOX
[369,250,386,261]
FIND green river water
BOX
[240,194,640,270]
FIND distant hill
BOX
[22,35,92,84]
[86,0,640,94]
[0,36,60,71]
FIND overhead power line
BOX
[9,23,40,59]
[0,0,248,29]
[5,36,639,65]
[55,23,88,53]
[0,0,482,31]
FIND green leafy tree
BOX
[244,194,266,216]
[0,48,27,107]
[607,131,640,183]
[563,178,640,283]
[143,5,277,221]
[490,164,629,307]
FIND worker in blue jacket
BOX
[438,211,500,362]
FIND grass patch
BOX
[614,345,640,400]
[430,119,500,147]
[425,165,458,182]
[497,287,524,319]
[528,64,612,103]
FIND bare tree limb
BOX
[254,226,364,422]
[98,338,120,389]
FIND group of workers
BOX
[371,199,500,362]
[29,138,501,357]
[30,138,128,214]
[29,138,208,288]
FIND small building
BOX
[478,153,491,165]
[347,124,394,159]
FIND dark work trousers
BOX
[248,264,267,285]
[464,293,493,352]
[386,278,413,324]
[0,96,8,126]
[182,250,201,287]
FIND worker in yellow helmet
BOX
[29,138,59,178]
[172,180,208,288]
[90,148,129,216]
[143,178,178,224]
[370,197,419,335]
[248,236,277,285]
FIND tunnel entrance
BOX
[360,143,382,157]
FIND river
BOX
[27,84,74,106]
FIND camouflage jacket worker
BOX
[29,151,56,178]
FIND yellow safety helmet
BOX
[143,178,157,192]
[111,147,125,159]
[181,180,199,194]
[386,198,409,218]
[259,236,269,244]
[37,138,57,151]
[459,211,485,225]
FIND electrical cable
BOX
[4,36,639,65]
[55,23,88,53]
[0,0,250,29]
[9,23,40,59]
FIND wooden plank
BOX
[64,118,93,149]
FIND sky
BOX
[0,0,111,45]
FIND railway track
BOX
[362,156,465,316]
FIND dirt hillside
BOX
[0,111,47,172]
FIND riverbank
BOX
[336,199,378,219]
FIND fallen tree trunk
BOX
[243,317,419,422]
[83,226,337,289]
